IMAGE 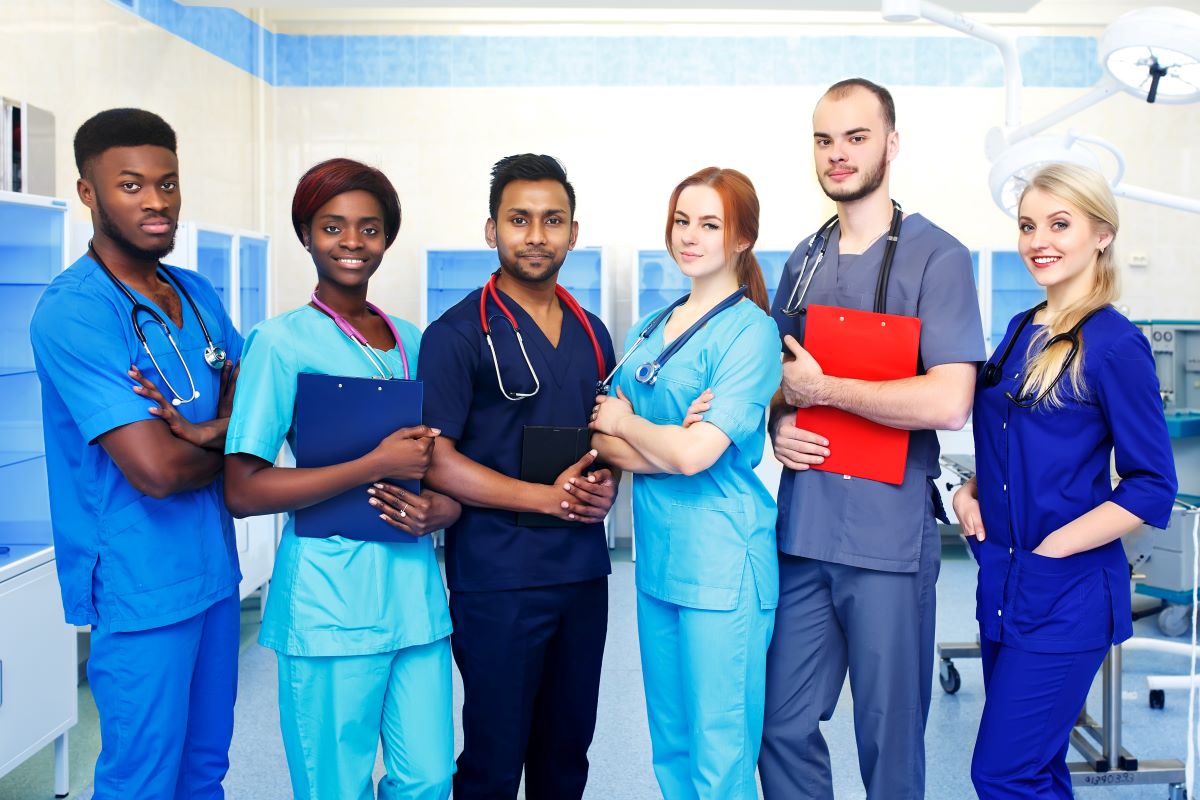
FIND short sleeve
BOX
[418,319,479,441]
[1099,329,1178,528]
[30,289,151,443]
[703,315,783,449]
[916,241,986,369]
[225,323,297,461]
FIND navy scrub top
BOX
[770,215,986,573]
[31,254,244,632]
[420,287,616,593]
[972,306,1177,653]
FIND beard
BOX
[95,194,176,261]
[819,148,888,203]
[498,248,567,284]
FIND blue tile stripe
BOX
[124,0,1101,89]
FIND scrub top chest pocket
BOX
[644,359,704,425]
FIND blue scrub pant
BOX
[88,590,239,800]
[637,567,775,800]
[971,636,1107,799]
[759,514,940,800]
[275,637,454,800]
[450,577,607,800]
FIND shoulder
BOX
[904,215,971,262]
[582,308,612,344]
[427,290,482,333]
[1086,307,1150,361]
[32,257,118,331]
[163,264,218,298]
[244,306,314,348]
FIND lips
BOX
[827,169,856,181]
[140,218,173,235]
[1031,255,1060,268]
[519,251,552,260]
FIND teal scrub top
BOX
[614,299,782,612]
[226,305,452,657]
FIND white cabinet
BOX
[0,551,76,794]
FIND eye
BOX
[511,216,527,225]
[674,218,688,227]
[160,181,177,192]
[323,225,340,234]
[362,226,379,236]
[1051,220,1069,230]
[120,182,141,192]
[850,135,866,144]
[702,222,720,231]
[816,138,831,147]
[546,217,562,226]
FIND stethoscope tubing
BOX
[309,290,410,381]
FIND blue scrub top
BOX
[972,306,1177,653]
[614,299,782,612]
[226,305,452,657]
[30,254,244,632]
[420,287,615,593]
[770,215,986,573]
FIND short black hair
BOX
[489,154,576,220]
[74,108,177,178]
[824,78,897,131]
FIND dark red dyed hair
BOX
[291,158,402,249]
[664,167,769,313]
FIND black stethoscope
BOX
[90,244,226,406]
[980,301,1104,408]
[780,200,904,316]
[478,271,607,401]
[597,285,747,395]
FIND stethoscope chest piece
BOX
[634,362,660,385]
[204,344,227,369]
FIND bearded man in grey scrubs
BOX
[759,78,986,799]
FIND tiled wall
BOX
[128,0,1102,89]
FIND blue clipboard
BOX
[293,373,422,543]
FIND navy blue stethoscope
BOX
[597,285,747,395]
[91,244,226,406]
[980,301,1105,408]
[779,200,904,316]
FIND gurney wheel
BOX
[1150,689,1166,710]
[939,660,961,694]
[1158,605,1191,638]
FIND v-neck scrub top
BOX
[419,287,616,593]
[972,306,1177,653]
[614,299,783,611]
[226,306,451,657]
[31,254,244,632]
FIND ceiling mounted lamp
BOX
[1100,6,1200,105]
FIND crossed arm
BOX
[589,387,728,477]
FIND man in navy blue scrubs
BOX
[421,154,617,800]
[30,109,243,798]
[759,79,986,799]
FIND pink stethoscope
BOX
[310,290,410,380]
[479,271,606,401]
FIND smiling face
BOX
[302,189,387,291]
[812,87,897,203]
[485,179,578,285]
[78,144,180,261]
[1017,187,1114,303]
[670,184,741,281]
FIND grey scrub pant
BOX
[759,513,940,800]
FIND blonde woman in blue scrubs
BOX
[590,167,782,799]
[224,159,457,800]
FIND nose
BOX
[340,227,364,250]
[143,186,170,213]
[525,220,547,245]
[678,224,697,245]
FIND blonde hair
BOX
[1017,163,1119,407]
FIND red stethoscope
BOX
[311,290,410,380]
[479,271,606,400]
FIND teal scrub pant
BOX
[276,637,454,800]
[637,568,775,800]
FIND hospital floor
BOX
[2,545,1194,800]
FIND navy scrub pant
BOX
[88,590,240,800]
[449,577,607,800]
[759,514,940,800]
[971,636,1107,799]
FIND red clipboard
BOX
[794,304,921,485]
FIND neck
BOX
[313,279,370,319]
[495,268,559,314]
[836,189,893,245]
[90,233,160,290]
[686,268,741,313]
[1043,258,1099,318]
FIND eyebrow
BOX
[813,127,871,138]
[316,213,382,222]
[507,207,567,216]
[116,170,178,180]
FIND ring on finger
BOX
[399,502,409,518]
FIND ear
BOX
[484,217,498,249]
[1096,228,1114,254]
[886,129,900,163]
[735,239,751,254]
[299,224,312,251]
[77,176,97,212]
[567,219,579,251]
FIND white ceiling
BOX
[177,1,1200,31]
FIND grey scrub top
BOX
[769,214,985,573]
